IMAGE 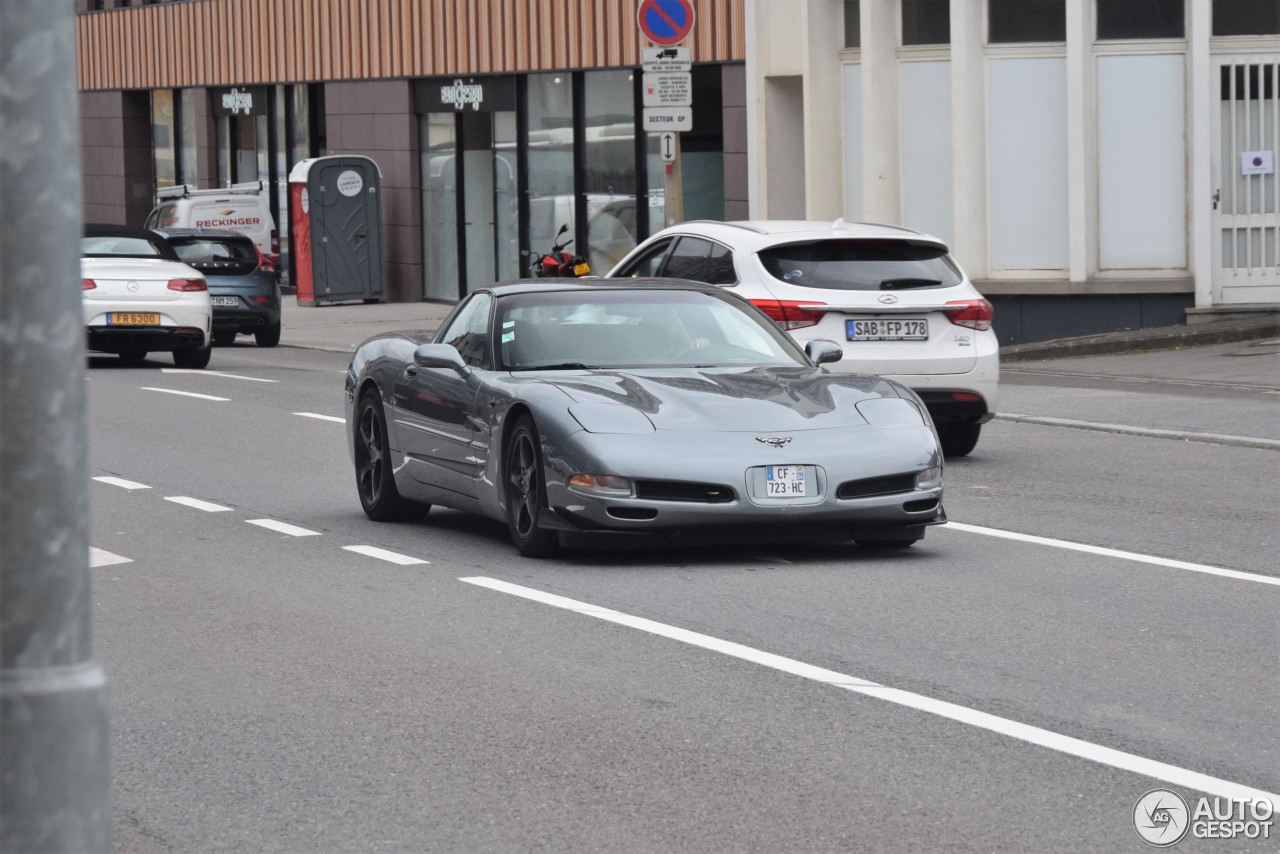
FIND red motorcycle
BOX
[526,224,591,278]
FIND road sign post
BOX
[0,2,113,851]
[638,0,695,227]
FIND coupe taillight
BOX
[167,278,207,292]
[750,299,827,330]
[943,299,993,331]
[82,278,97,290]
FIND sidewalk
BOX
[277,297,1280,389]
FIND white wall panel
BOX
[900,60,953,247]
[1097,54,1187,270]
[842,63,863,219]
[988,58,1069,271]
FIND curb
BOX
[995,413,1280,452]
[1000,317,1279,362]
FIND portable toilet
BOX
[289,155,383,306]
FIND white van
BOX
[145,181,279,262]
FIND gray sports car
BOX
[344,280,945,556]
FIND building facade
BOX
[748,0,1280,343]
[75,0,748,303]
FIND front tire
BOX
[173,345,211,369]
[355,390,427,522]
[504,416,559,558]
[940,423,981,458]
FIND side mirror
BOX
[805,339,843,366]
[412,343,470,375]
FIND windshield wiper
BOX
[879,277,942,290]
[511,362,596,371]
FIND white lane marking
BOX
[1001,368,1280,394]
[343,545,429,565]
[995,412,1280,452]
[295,412,345,423]
[941,522,1280,588]
[90,547,132,567]
[93,476,150,490]
[162,369,278,383]
[142,387,230,402]
[246,519,322,537]
[461,576,1280,805]
[164,496,234,512]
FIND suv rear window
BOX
[168,236,258,275]
[758,239,962,291]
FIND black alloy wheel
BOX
[355,390,427,522]
[504,416,559,557]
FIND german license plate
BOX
[108,312,160,325]
[847,318,928,341]
[766,464,808,498]
[211,296,239,307]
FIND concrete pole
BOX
[0,1,114,851]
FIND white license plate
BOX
[766,464,808,498]
[211,296,239,307]
[847,318,928,341]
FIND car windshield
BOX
[496,289,807,370]
[81,235,168,257]
[757,238,962,291]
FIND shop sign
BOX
[414,76,516,113]
[212,86,268,118]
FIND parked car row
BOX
[81,224,282,369]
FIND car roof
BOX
[484,277,718,298]
[82,224,181,260]
[650,219,948,249]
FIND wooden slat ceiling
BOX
[76,0,746,90]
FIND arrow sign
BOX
[661,131,676,162]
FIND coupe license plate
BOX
[108,312,160,325]
[211,296,239,307]
[846,318,929,341]
[766,464,808,498]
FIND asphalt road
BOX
[85,343,1279,853]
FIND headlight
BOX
[567,474,634,497]
[915,466,942,490]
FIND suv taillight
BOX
[83,278,97,290]
[943,299,993,331]
[168,278,207,292]
[750,299,827,330]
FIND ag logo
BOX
[1134,789,1190,847]
[755,436,792,448]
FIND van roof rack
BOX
[154,180,265,201]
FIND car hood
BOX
[543,367,908,431]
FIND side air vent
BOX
[634,481,736,503]
[836,473,916,500]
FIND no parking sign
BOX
[637,0,696,46]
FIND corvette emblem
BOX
[756,436,792,448]
[877,293,899,304]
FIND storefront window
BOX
[902,0,950,45]
[179,89,198,185]
[1097,0,1184,39]
[526,73,576,265]
[989,0,1067,43]
[1214,0,1280,35]
[422,113,459,301]
[152,90,176,189]
[584,70,639,273]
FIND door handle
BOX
[1213,189,1220,210]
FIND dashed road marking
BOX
[142,387,230,402]
[941,522,1280,587]
[343,545,429,565]
[295,412,345,423]
[461,576,1280,805]
[163,369,278,383]
[93,476,150,490]
[164,496,234,512]
[90,547,132,567]
[247,519,322,537]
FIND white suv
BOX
[607,220,998,456]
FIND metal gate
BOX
[1213,58,1280,304]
